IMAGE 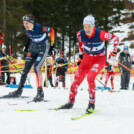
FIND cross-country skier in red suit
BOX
[100,61,115,92]
[58,15,119,113]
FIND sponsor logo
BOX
[27,52,31,57]
[91,68,98,72]
[104,33,109,39]
[36,57,41,61]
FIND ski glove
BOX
[77,54,83,66]
[23,46,28,53]
[49,45,55,55]
[109,52,117,61]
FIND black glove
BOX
[111,51,117,56]
[49,45,55,55]
[77,54,83,66]
[79,54,83,59]
[23,46,28,52]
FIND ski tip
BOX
[14,109,38,112]
[71,109,101,120]
[27,100,49,103]
[49,108,59,111]
[8,103,19,105]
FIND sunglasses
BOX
[22,16,34,23]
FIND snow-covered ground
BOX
[0,73,134,134]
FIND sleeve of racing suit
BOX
[100,30,119,52]
[40,26,55,46]
[25,36,31,50]
[77,31,84,55]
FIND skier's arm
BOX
[40,26,55,46]
[24,36,31,52]
[77,31,84,55]
[100,30,119,53]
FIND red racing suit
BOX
[69,27,119,104]
[0,33,4,45]
[102,63,115,89]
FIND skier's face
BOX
[124,50,128,53]
[60,53,64,57]
[83,24,94,36]
[23,21,34,30]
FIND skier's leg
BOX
[33,43,49,102]
[105,73,110,86]
[5,52,35,98]
[110,74,114,89]
[19,52,35,87]
[69,53,90,104]
[6,72,10,84]
[87,55,105,108]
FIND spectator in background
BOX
[0,30,4,45]
[118,45,132,90]
[0,45,10,85]
[55,51,68,88]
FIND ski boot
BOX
[33,88,44,102]
[59,102,74,109]
[86,103,95,114]
[2,86,23,98]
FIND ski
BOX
[97,86,111,91]
[49,108,60,111]
[14,109,38,112]
[0,95,29,99]
[49,105,66,111]
[27,100,49,104]
[71,110,101,120]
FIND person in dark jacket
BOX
[118,45,132,90]
[0,45,10,85]
[3,14,55,101]
[55,51,68,88]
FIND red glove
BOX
[100,77,103,80]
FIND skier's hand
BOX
[109,51,117,61]
[23,46,28,53]
[100,76,103,80]
[79,54,83,59]
[49,45,55,55]
[77,54,83,66]
[111,51,117,57]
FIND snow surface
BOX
[0,73,134,134]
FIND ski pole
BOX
[109,52,132,72]
[6,56,31,84]
[96,77,112,93]
[96,77,106,87]
[6,56,22,74]
[115,59,132,72]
